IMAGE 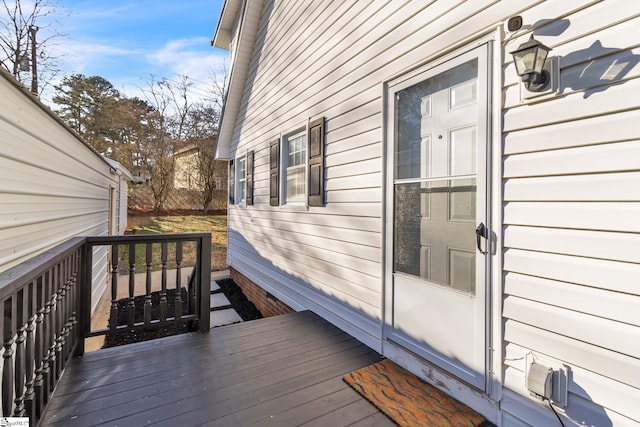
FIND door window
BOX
[393,59,479,294]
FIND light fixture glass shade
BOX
[510,35,550,77]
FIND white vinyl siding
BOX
[500,1,640,426]
[222,0,640,424]
[0,71,113,315]
[226,0,525,353]
[118,179,128,235]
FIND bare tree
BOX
[184,103,226,212]
[140,70,229,213]
[137,76,178,212]
[140,74,216,211]
[205,64,228,114]
[160,74,193,144]
[0,0,66,95]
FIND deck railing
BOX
[0,233,211,423]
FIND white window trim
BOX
[281,128,308,206]
[237,155,246,205]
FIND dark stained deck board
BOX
[350,411,404,427]
[41,311,395,426]
[47,312,338,394]
[303,397,398,427]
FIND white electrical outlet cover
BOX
[525,353,569,408]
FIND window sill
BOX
[279,201,308,212]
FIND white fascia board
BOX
[215,134,231,159]
[212,0,242,49]
[213,0,264,160]
[103,157,135,181]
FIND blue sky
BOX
[43,0,227,102]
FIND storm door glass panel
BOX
[393,59,478,294]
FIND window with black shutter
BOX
[269,139,280,206]
[246,150,254,205]
[307,117,325,207]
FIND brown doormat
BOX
[344,359,491,427]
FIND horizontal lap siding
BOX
[228,0,539,349]
[502,1,640,425]
[229,0,403,348]
[228,232,381,316]
[0,75,111,272]
[118,180,129,235]
[0,215,106,266]
[227,0,639,424]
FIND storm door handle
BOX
[475,222,488,255]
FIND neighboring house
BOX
[213,1,639,426]
[174,143,227,191]
[104,157,135,235]
[0,68,131,313]
[174,145,202,190]
[130,166,151,184]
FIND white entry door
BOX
[386,45,490,390]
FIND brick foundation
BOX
[230,267,294,317]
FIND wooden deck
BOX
[40,311,395,426]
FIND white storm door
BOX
[387,45,489,390]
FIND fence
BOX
[0,233,211,422]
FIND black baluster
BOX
[128,243,136,327]
[41,271,52,403]
[24,281,36,420]
[59,258,69,362]
[64,254,74,360]
[47,266,58,393]
[144,243,152,325]
[33,276,45,417]
[68,251,79,354]
[55,263,64,382]
[110,245,119,331]
[2,298,15,416]
[14,289,26,416]
[48,265,59,391]
[160,242,168,322]
[188,253,196,317]
[174,241,183,320]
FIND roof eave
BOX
[213,0,264,161]
[211,0,242,49]
[104,157,135,181]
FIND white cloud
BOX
[36,0,227,105]
[56,40,143,71]
[148,37,226,73]
[145,37,228,101]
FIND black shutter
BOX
[307,117,325,207]
[228,158,235,205]
[246,150,254,205]
[269,140,280,206]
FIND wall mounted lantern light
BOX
[510,35,552,92]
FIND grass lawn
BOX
[126,215,228,271]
